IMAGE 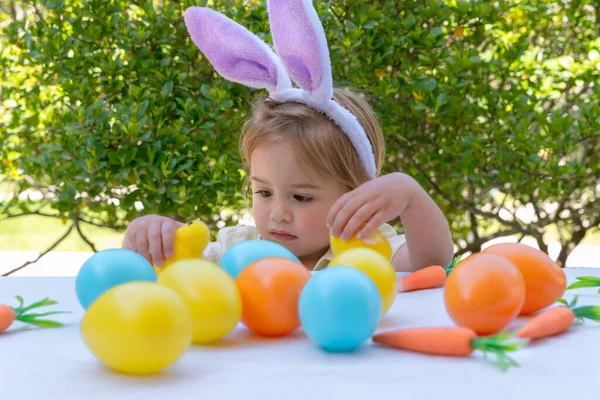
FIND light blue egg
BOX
[219,240,300,278]
[298,266,382,352]
[75,248,156,310]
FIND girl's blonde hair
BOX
[240,87,385,191]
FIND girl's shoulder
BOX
[202,225,260,264]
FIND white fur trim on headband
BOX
[272,88,377,178]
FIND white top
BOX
[0,268,598,400]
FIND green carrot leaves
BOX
[11,296,70,329]
[566,276,600,292]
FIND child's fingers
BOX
[135,231,151,263]
[161,221,176,259]
[330,193,368,237]
[148,223,164,267]
[357,211,386,240]
[327,191,355,229]
[340,201,378,240]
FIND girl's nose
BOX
[271,200,292,223]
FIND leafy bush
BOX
[1,0,598,271]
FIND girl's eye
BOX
[294,195,313,203]
[255,190,272,198]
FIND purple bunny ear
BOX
[267,0,333,103]
[184,7,291,93]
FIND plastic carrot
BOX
[0,305,16,332]
[398,256,460,292]
[372,327,527,371]
[566,276,600,292]
[0,296,69,333]
[517,296,600,340]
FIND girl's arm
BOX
[391,177,455,272]
[327,172,455,273]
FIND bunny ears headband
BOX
[183,0,377,179]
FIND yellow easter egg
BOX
[158,259,242,344]
[81,281,193,375]
[330,229,392,260]
[329,248,397,314]
[153,218,210,274]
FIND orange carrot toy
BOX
[0,296,69,333]
[0,305,15,332]
[398,256,460,292]
[517,296,600,340]
[372,327,527,371]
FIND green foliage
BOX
[1,0,253,231]
[1,0,599,265]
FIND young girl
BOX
[123,1,454,273]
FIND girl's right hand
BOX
[123,215,184,267]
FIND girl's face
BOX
[250,140,347,267]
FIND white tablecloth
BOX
[1,268,599,400]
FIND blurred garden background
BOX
[1,0,598,276]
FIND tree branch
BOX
[551,197,569,223]
[328,3,347,36]
[455,226,524,257]
[555,211,599,267]
[1,211,60,220]
[32,3,45,26]
[401,149,533,234]
[74,218,97,252]
[2,223,76,276]
[531,191,543,223]
[1,211,122,230]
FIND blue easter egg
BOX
[219,240,300,278]
[76,248,157,310]
[298,266,382,352]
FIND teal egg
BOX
[219,240,300,278]
[299,266,382,352]
[76,248,156,309]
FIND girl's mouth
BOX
[270,230,297,241]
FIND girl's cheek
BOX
[253,201,269,225]
[299,206,330,232]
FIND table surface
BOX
[1,268,599,400]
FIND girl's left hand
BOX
[327,173,417,241]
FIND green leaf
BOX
[16,311,70,320]
[572,306,600,322]
[556,298,569,306]
[456,80,473,88]
[436,92,448,107]
[199,121,215,130]
[430,27,443,37]
[19,319,64,328]
[424,78,437,91]
[568,295,579,309]
[13,297,61,317]
[567,276,600,290]
[161,81,174,96]
[200,84,212,99]
[471,330,528,372]
[444,255,461,276]
[137,100,149,120]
